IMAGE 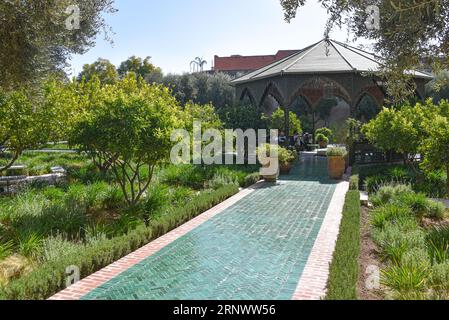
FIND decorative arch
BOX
[239,87,257,107]
[287,76,352,107]
[259,82,285,108]
[354,88,384,110]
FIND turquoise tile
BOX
[82,155,337,300]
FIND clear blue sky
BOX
[69,0,367,76]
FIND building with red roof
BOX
[212,50,299,76]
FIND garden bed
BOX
[0,151,260,299]
[357,184,449,300]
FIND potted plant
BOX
[327,147,347,180]
[257,144,280,182]
[315,133,329,149]
[279,147,297,174]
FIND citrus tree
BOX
[362,103,428,165]
[267,108,302,134]
[420,115,449,197]
[71,74,183,205]
[0,89,54,173]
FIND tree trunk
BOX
[446,165,449,199]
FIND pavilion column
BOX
[284,104,290,138]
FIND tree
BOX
[426,70,449,103]
[0,0,116,90]
[280,0,449,102]
[163,72,234,109]
[420,115,449,196]
[0,89,54,173]
[267,108,302,134]
[362,104,427,166]
[71,74,183,206]
[190,57,207,73]
[118,56,163,83]
[219,103,267,131]
[77,58,119,85]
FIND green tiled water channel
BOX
[82,155,337,300]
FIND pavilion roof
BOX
[231,38,433,84]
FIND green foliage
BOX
[349,175,359,191]
[0,185,239,300]
[0,242,14,261]
[420,113,449,197]
[315,133,329,146]
[426,226,449,265]
[267,108,302,134]
[315,127,333,141]
[219,103,267,130]
[163,72,234,109]
[280,1,448,102]
[359,163,447,198]
[70,75,183,205]
[77,59,119,85]
[0,0,115,89]
[117,56,163,83]
[370,204,412,230]
[370,184,413,206]
[0,89,54,173]
[326,191,360,300]
[381,264,429,295]
[18,234,43,260]
[326,147,347,157]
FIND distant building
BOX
[211,50,299,77]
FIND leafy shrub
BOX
[364,175,386,194]
[315,133,329,146]
[370,184,413,206]
[427,201,447,220]
[18,233,43,260]
[381,264,429,294]
[208,173,239,190]
[349,175,359,191]
[141,185,170,224]
[315,127,333,141]
[41,235,84,262]
[370,204,411,229]
[102,184,125,209]
[243,173,261,188]
[429,261,449,295]
[326,147,347,157]
[398,192,430,219]
[426,226,449,265]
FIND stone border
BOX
[292,181,349,300]
[49,184,260,300]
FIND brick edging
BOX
[49,184,260,300]
[292,181,349,300]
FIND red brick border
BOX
[292,181,349,300]
[49,185,259,300]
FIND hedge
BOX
[0,184,239,300]
[325,190,361,300]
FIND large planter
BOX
[328,156,346,180]
[280,162,294,175]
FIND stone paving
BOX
[51,154,348,300]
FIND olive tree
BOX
[280,0,449,102]
[71,75,183,206]
[0,0,116,90]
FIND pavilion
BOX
[231,38,433,136]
